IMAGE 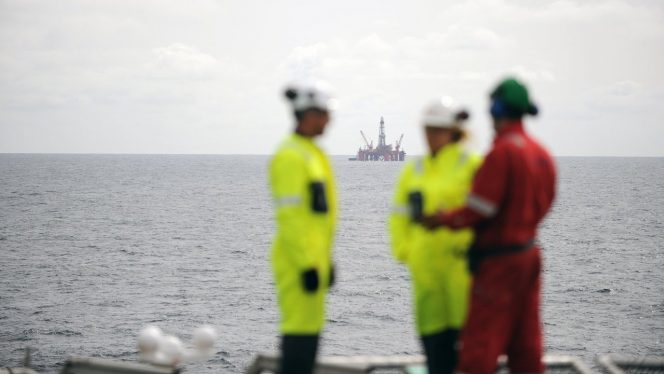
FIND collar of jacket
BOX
[290,132,320,151]
[495,120,525,140]
[292,132,314,143]
[290,132,325,158]
[427,142,462,164]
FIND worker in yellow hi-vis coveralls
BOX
[389,97,482,374]
[269,82,337,374]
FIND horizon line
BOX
[1,152,663,158]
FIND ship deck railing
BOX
[58,357,178,374]
[245,353,595,374]
[597,354,664,374]
[4,353,664,373]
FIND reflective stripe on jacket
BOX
[389,143,482,334]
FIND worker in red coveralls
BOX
[421,77,556,374]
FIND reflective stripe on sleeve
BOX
[274,195,303,207]
[414,158,424,175]
[391,204,410,215]
[466,194,497,217]
[457,151,469,167]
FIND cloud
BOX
[281,28,515,85]
[1,0,663,155]
[442,26,514,51]
[145,44,219,79]
[508,65,556,83]
[354,34,395,60]
[604,80,641,97]
[281,42,331,81]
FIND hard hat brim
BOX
[422,115,463,129]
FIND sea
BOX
[0,154,663,373]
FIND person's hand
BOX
[302,268,319,293]
[421,211,445,230]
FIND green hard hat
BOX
[490,77,538,117]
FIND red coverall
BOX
[438,120,556,373]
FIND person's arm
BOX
[422,146,509,230]
[389,164,414,263]
[270,150,317,270]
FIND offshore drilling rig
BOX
[349,116,405,161]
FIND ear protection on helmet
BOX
[490,99,506,118]
[490,99,539,118]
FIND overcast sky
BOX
[1,0,663,156]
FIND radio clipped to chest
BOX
[309,181,328,213]
[408,191,424,223]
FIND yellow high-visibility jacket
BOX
[389,143,482,335]
[269,133,337,334]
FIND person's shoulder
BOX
[271,139,308,167]
[273,147,305,162]
[531,140,556,168]
[464,150,484,169]
[486,138,514,159]
[529,136,553,157]
[393,158,417,180]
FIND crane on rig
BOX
[395,134,404,152]
[360,130,374,150]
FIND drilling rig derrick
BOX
[350,117,406,162]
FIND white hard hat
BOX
[421,96,469,128]
[284,81,336,112]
